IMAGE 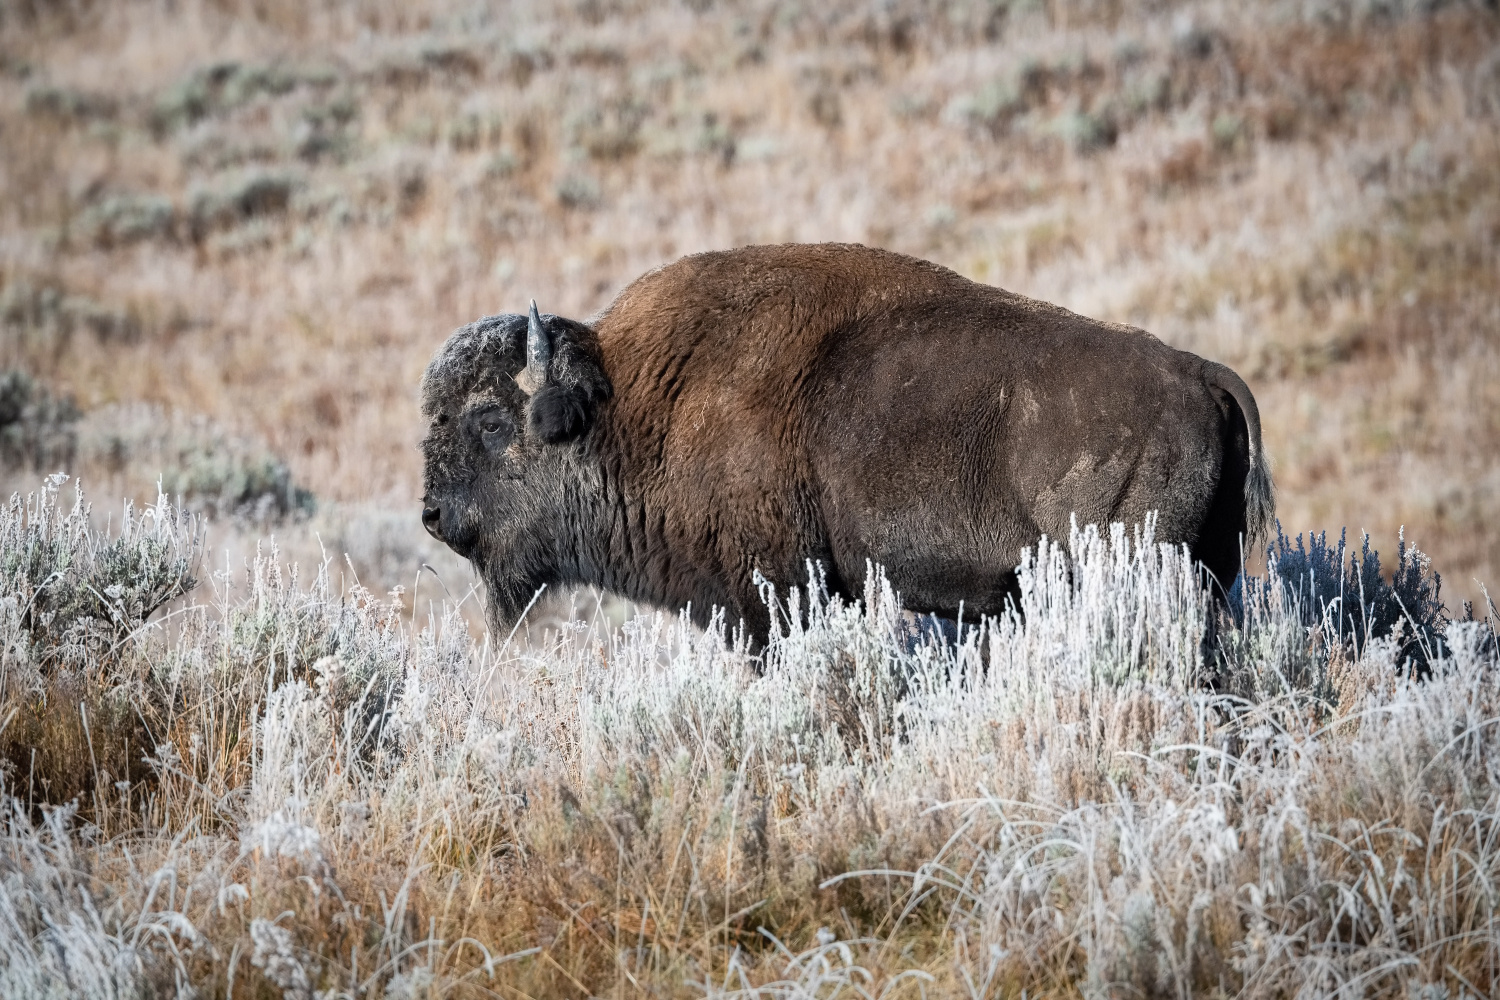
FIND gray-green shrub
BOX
[0,371,79,475]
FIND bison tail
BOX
[1243,439,1275,551]
[1204,361,1275,550]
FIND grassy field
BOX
[1,0,1499,996]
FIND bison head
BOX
[419,302,611,626]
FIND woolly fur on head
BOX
[420,314,527,417]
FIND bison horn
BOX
[524,298,552,392]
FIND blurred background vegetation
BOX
[1,0,1497,614]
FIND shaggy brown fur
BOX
[420,244,1272,639]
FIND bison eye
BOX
[436,414,449,426]
[466,406,514,455]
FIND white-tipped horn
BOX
[524,298,551,393]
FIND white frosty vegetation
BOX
[0,479,1495,997]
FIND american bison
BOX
[420,243,1272,639]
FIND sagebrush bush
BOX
[1228,523,1449,672]
[0,282,144,347]
[72,401,317,525]
[187,170,299,240]
[160,442,315,523]
[0,371,79,474]
[71,194,175,249]
[23,83,117,125]
[0,477,199,660]
[0,477,200,819]
[149,60,305,137]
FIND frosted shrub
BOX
[993,514,1210,689]
[945,623,1499,997]
[0,475,199,672]
[71,402,316,526]
[1234,524,1449,670]
[249,917,311,999]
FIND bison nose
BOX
[422,505,443,539]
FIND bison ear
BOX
[529,383,597,443]
[519,303,611,444]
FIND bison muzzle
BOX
[420,243,1273,640]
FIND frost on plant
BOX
[0,480,1493,998]
[1228,523,1450,676]
[1,476,200,670]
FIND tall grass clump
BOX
[0,481,1495,997]
[1,476,200,812]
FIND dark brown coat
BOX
[420,244,1272,639]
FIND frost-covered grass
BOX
[1,479,1497,998]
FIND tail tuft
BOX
[1243,443,1275,550]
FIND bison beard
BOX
[419,244,1273,643]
